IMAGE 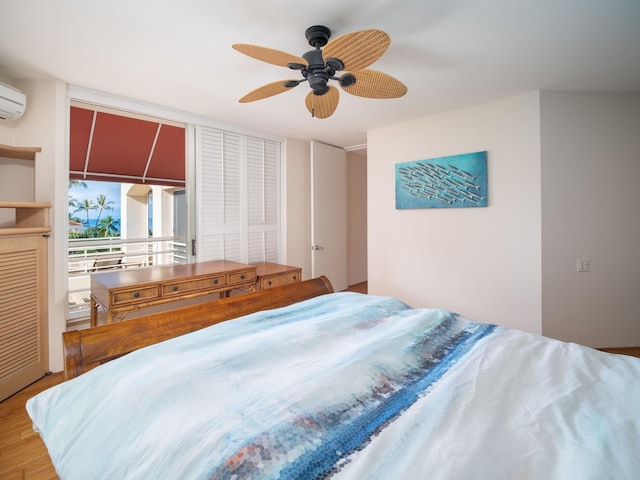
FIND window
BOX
[67,102,188,325]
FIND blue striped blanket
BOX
[26,292,640,479]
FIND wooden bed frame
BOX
[63,276,334,380]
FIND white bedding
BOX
[27,292,640,479]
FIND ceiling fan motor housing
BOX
[302,48,331,95]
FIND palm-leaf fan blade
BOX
[343,69,407,98]
[232,44,306,67]
[239,80,298,103]
[305,86,339,118]
[323,29,390,71]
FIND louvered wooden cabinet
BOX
[0,202,51,401]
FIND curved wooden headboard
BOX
[63,276,334,380]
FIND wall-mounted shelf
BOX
[0,201,52,237]
[0,144,42,161]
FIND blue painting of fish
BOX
[396,151,488,209]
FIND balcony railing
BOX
[67,236,187,325]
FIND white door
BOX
[311,141,348,292]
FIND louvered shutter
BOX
[197,126,280,263]
[247,136,280,263]
[0,235,47,401]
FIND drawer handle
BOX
[240,274,245,279]
[267,280,272,286]
[172,286,179,292]
[213,279,218,285]
[133,292,140,298]
[293,276,297,280]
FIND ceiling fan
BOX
[232,25,407,118]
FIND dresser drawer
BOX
[259,270,301,289]
[161,275,226,297]
[227,269,256,285]
[111,285,159,306]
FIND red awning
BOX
[69,105,186,187]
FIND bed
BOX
[27,277,640,479]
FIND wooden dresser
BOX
[254,262,302,290]
[90,260,257,325]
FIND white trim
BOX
[69,170,185,186]
[70,100,186,128]
[345,143,367,152]
[239,135,248,263]
[194,124,204,261]
[186,124,197,262]
[67,85,284,143]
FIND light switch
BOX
[577,258,591,272]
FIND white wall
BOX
[283,138,312,278]
[0,157,34,203]
[368,92,543,334]
[540,92,640,347]
[347,151,367,285]
[0,156,34,229]
[121,184,151,239]
[0,127,13,145]
[0,80,35,210]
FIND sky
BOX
[69,180,122,224]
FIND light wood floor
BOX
[598,346,640,357]
[0,372,61,479]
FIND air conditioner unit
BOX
[0,81,27,121]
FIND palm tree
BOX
[74,199,98,228]
[68,180,88,223]
[69,179,88,189]
[68,212,83,223]
[97,215,120,237]
[94,193,115,227]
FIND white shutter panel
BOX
[198,126,242,262]
[197,126,280,264]
[247,137,280,263]
[263,139,279,262]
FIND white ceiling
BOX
[1,0,639,150]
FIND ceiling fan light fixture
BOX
[308,72,329,92]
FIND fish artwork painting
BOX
[395,151,488,209]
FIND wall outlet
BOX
[577,258,591,272]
